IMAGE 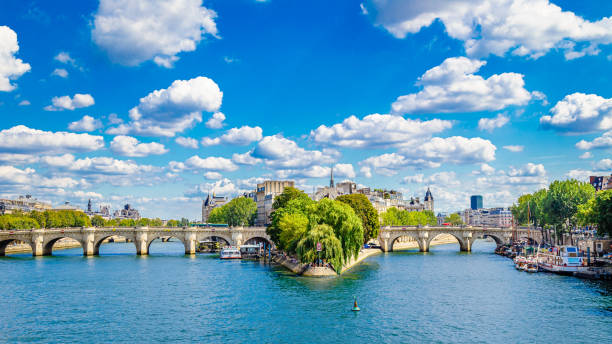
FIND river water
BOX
[1,240,610,343]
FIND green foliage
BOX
[0,209,91,229]
[268,188,314,244]
[296,224,344,272]
[444,213,464,226]
[278,212,309,254]
[272,187,310,211]
[136,218,151,226]
[207,207,227,224]
[336,193,380,243]
[381,207,438,226]
[225,197,257,226]
[150,218,163,227]
[542,179,595,228]
[180,218,190,226]
[166,219,179,227]
[91,215,105,227]
[0,214,41,230]
[593,190,612,236]
[118,219,135,227]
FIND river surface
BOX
[1,240,611,343]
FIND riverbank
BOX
[275,234,461,276]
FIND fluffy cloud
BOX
[232,151,262,166]
[361,136,496,175]
[44,93,95,111]
[503,145,524,152]
[184,155,238,172]
[540,93,612,134]
[310,114,451,148]
[185,178,242,198]
[0,125,104,154]
[68,115,102,132]
[92,0,218,67]
[251,135,336,169]
[579,152,592,159]
[18,100,30,106]
[204,171,222,180]
[175,137,199,149]
[333,163,356,179]
[0,165,82,189]
[201,126,263,146]
[508,163,546,177]
[391,57,532,114]
[54,52,76,65]
[366,0,612,59]
[478,114,509,132]
[107,76,222,137]
[205,112,225,129]
[402,171,459,186]
[51,68,68,78]
[593,158,612,171]
[0,26,31,91]
[576,130,612,150]
[477,163,547,187]
[110,136,168,157]
[360,166,372,178]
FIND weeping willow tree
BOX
[296,224,344,272]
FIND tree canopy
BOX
[444,213,463,226]
[204,197,257,226]
[381,207,437,226]
[336,194,379,243]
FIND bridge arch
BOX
[198,234,233,247]
[426,232,466,252]
[389,233,422,252]
[243,236,272,247]
[0,239,33,256]
[146,236,188,255]
[93,234,136,255]
[482,233,504,246]
[42,235,84,256]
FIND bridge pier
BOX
[184,231,197,255]
[135,227,149,255]
[82,227,96,256]
[32,230,45,256]
[459,233,473,252]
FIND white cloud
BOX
[508,163,546,177]
[205,112,225,129]
[185,155,238,172]
[252,135,336,169]
[503,145,524,152]
[478,114,509,132]
[0,165,82,189]
[334,163,356,179]
[0,26,31,91]
[232,151,262,166]
[402,171,459,187]
[391,57,532,114]
[107,113,123,125]
[565,169,594,182]
[576,130,612,150]
[44,93,94,111]
[477,163,547,187]
[310,113,451,148]
[360,166,372,178]
[367,0,612,59]
[175,137,199,149]
[579,152,592,159]
[68,115,102,132]
[201,126,263,146]
[41,154,154,175]
[360,153,439,176]
[0,125,104,154]
[277,165,331,179]
[18,100,30,106]
[185,178,242,197]
[54,52,76,65]
[540,93,612,134]
[204,171,222,180]
[92,0,218,67]
[107,76,222,137]
[110,135,168,157]
[51,68,68,78]
[593,158,612,171]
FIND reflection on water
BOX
[0,240,610,343]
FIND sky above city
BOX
[0,0,611,219]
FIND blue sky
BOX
[0,0,611,219]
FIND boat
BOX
[239,244,262,259]
[514,256,527,270]
[537,246,586,274]
[525,262,538,273]
[220,246,241,259]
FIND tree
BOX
[166,219,179,227]
[593,190,612,236]
[150,218,163,227]
[29,211,46,228]
[272,187,311,211]
[381,207,402,226]
[268,192,315,245]
[119,219,135,227]
[225,197,257,226]
[179,218,190,227]
[207,207,227,224]
[309,198,364,264]
[542,179,595,244]
[91,215,106,227]
[296,224,344,272]
[336,194,380,243]
[136,218,151,226]
[444,213,463,225]
[278,212,309,254]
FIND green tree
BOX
[29,211,46,228]
[296,224,344,272]
[119,219,135,227]
[166,219,179,227]
[150,218,163,227]
[268,191,315,245]
[444,213,464,225]
[207,207,227,224]
[381,207,402,226]
[542,179,595,244]
[225,197,257,226]
[272,187,311,211]
[277,212,309,254]
[179,218,190,227]
[336,194,380,243]
[593,189,612,236]
[91,215,106,227]
[136,218,151,226]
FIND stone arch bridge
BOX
[378,226,541,252]
[0,226,271,256]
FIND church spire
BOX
[330,166,335,188]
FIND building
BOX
[54,201,83,212]
[201,193,227,223]
[464,207,513,227]
[436,212,448,225]
[590,175,612,191]
[113,204,141,220]
[0,195,52,214]
[470,195,483,210]
[84,199,111,220]
[251,180,295,226]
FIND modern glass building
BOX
[470,195,483,210]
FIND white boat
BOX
[537,246,586,274]
[220,247,241,259]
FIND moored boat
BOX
[220,247,241,259]
[537,246,586,274]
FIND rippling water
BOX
[0,240,610,343]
